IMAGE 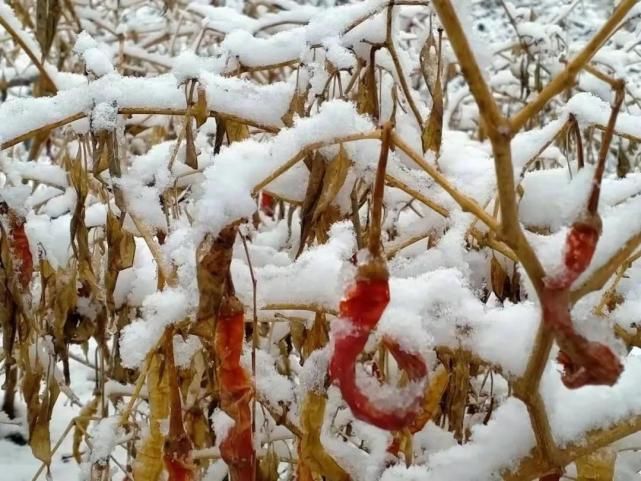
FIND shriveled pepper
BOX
[0,202,33,289]
[541,288,622,389]
[542,84,625,389]
[328,124,429,431]
[215,293,255,481]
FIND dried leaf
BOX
[225,119,249,143]
[185,119,198,170]
[301,312,329,360]
[192,225,237,340]
[312,145,351,224]
[421,74,443,155]
[23,352,60,468]
[106,211,135,310]
[297,152,326,258]
[73,397,99,463]
[445,350,470,442]
[133,353,169,481]
[36,0,61,59]
[576,448,616,481]
[92,132,110,176]
[490,256,510,302]
[193,85,209,128]
[258,447,279,481]
[164,331,195,481]
[356,51,379,121]
[281,87,307,127]
[300,392,350,481]
[617,141,630,178]
[407,365,449,434]
[51,267,77,384]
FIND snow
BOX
[88,417,121,465]
[120,287,190,368]
[380,398,535,481]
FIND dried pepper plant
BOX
[2,0,641,481]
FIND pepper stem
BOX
[369,123,393,258]
[587,81,624,215]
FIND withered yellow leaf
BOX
[312,145,351,225]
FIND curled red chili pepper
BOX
[329,266,427,430]
[540,84,626,389]
[215,295,255,481]
[541,288,622,389]
[540,213,621,389]
[328,123,428,431]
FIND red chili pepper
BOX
[329,265,428,431]
[163,445,194,481]
[260,192,275,217]
[215,296,255,481]
[0,205,33,289]
[10,219,33,289]
[541,288,622,389]
[545,214,601,291]
[328,123,428,430]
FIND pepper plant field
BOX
[2,1,641,480]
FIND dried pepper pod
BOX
[542,220,622,389]
[163,330,196,481]
[260,192,275,217]
[542,288,622,388]
[541,84,626,389]
[215,293,255,481]
[328,124,429,431]
[544,212,602,291]
[0,202,33,289]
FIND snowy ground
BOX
[0,348,96,481]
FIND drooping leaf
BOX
[490,256,511,302]
[133,353,170,481]
[105,211,135,311]
[297,152,326,258]
[421,73,443,155]
[312,145,351,225]
[300,392,350,481]
[576,448,616,481]
[258,446,279,481]
[281,86,308,127]
[225,119,250,143]
[356,49,379,121]
[35,0,61,59]
[185,119,198,170]
[192,224,237,340]
[73,397,99,463]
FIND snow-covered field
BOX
[2,0,641,480]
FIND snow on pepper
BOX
[328,124,430,431]
[542,85,625,389]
